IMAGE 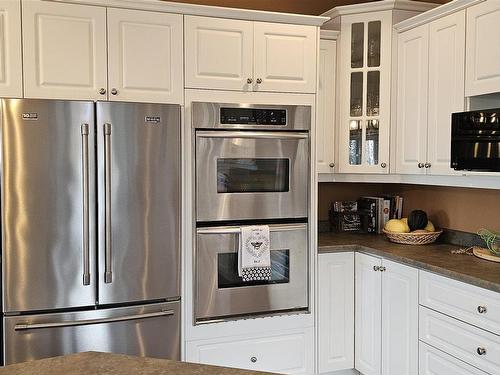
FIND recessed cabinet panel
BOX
[395,24,429,174]
[253,22,316,93]
[107,9,183,104]
[22,1,107,100]
[465,1,500,96]
[0,0,22,98]
[184,16,253,91]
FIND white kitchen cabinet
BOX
[318,252,354,373]
[107,8,183,104]
[355,253,418,375]
[465,0,500,96]
[22,0,107,100]
[184,15,316,93]
[419,341,489,375]
[253,22,316,93]
[0,0,22,98]
[317,39,336,174]
[185,328,314,374]
[395,11,465,175]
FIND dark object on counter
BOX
[330,211,362,232]
[332,200,358,212]
[408,210,428,231]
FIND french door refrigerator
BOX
[0,99,181,365]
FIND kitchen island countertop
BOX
[0,352,276,375]
[319,232,500,293]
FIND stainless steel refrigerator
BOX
[0,99,181,365]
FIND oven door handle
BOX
[197,224,307,235]
[196,131,309,140]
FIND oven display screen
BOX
[217,158,289,193]
[220,108,287,125]
[217,250,290,289]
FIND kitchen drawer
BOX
[420,270,500,335]
[419,341,489,375]
[419,306,500,374]
[185,328,313,374]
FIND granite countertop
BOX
[319,232,500,293]
[0,352,276,375]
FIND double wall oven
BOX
[193,102,311,323]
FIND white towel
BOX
[238,225,272,282]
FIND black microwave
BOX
[451,108,500,172]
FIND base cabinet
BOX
[419,342,488,375]
[318,252,354,373]
[185,328,314,374]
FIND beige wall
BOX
[319,183,500,233]
[166,0,449,15]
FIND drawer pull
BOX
[477,306,487,314]
[250,356,257,363]
[476,347,486,355]
[373,266,380,271]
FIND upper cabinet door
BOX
[253,22,316,93]
[427,11,465,176]
[22,1,107,100]
[0,0,22,98]
[395,24,429,175]
[465,1,500,96]
[317,39,336,174]
[184,16,253,91]
[107,9,183,104]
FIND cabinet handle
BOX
[381,162,387,168]
[477,306,487,314]
[425,162,431,168]
[111,88,118,96]
[418,163,425,168]
[477,347,486,355]
[247,78,253,84]
[329,162,335,168]
[256,78,263,84]
[373,265,380,271]
[250,356,257,363]
[379,266,386,272]
[99,88,106,95]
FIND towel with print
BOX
[238,225,271,282]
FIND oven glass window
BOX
[217,158,289,193]
[217,250,290,289]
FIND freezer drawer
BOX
[3,301,180,365]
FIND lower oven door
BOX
[195,223,308,323]
[195,131,309,222]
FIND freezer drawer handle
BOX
[81,123,90,286]
[196,130,309,140]
[13,309,175,331]
[104,123,112,284]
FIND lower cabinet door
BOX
[419,342,489,375]
[185,328,313,374]
[318,252,354,373]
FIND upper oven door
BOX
[196,131,309,222]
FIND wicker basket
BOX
[382,229,443,245]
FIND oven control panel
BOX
[220,108,287,125]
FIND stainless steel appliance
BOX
[0,99,181,364]
[194,102,310,222]
[195,223,308,322]
[451,108,500,171]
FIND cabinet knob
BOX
[99,88,106,95]
[379,266,386,272]
[477,306,487,314]
[477,347,486,356]
[381,162,387,168]
[256,78,263,84]
[373,265,380,271]
[329,162,335,168]
[418,163,425,168]
[250,356,257,363]
[424,162,431,168]
[247,78,253,84]
[111,88,118,96]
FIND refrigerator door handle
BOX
[104,123,112,284]
[13,309,175,331]
[81,123,91,286]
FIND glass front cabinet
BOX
[338,11,392,173]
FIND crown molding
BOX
[321,0,438,20]
[320,30,340,40]
[394,0,485,32]
[45,0,329,26]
